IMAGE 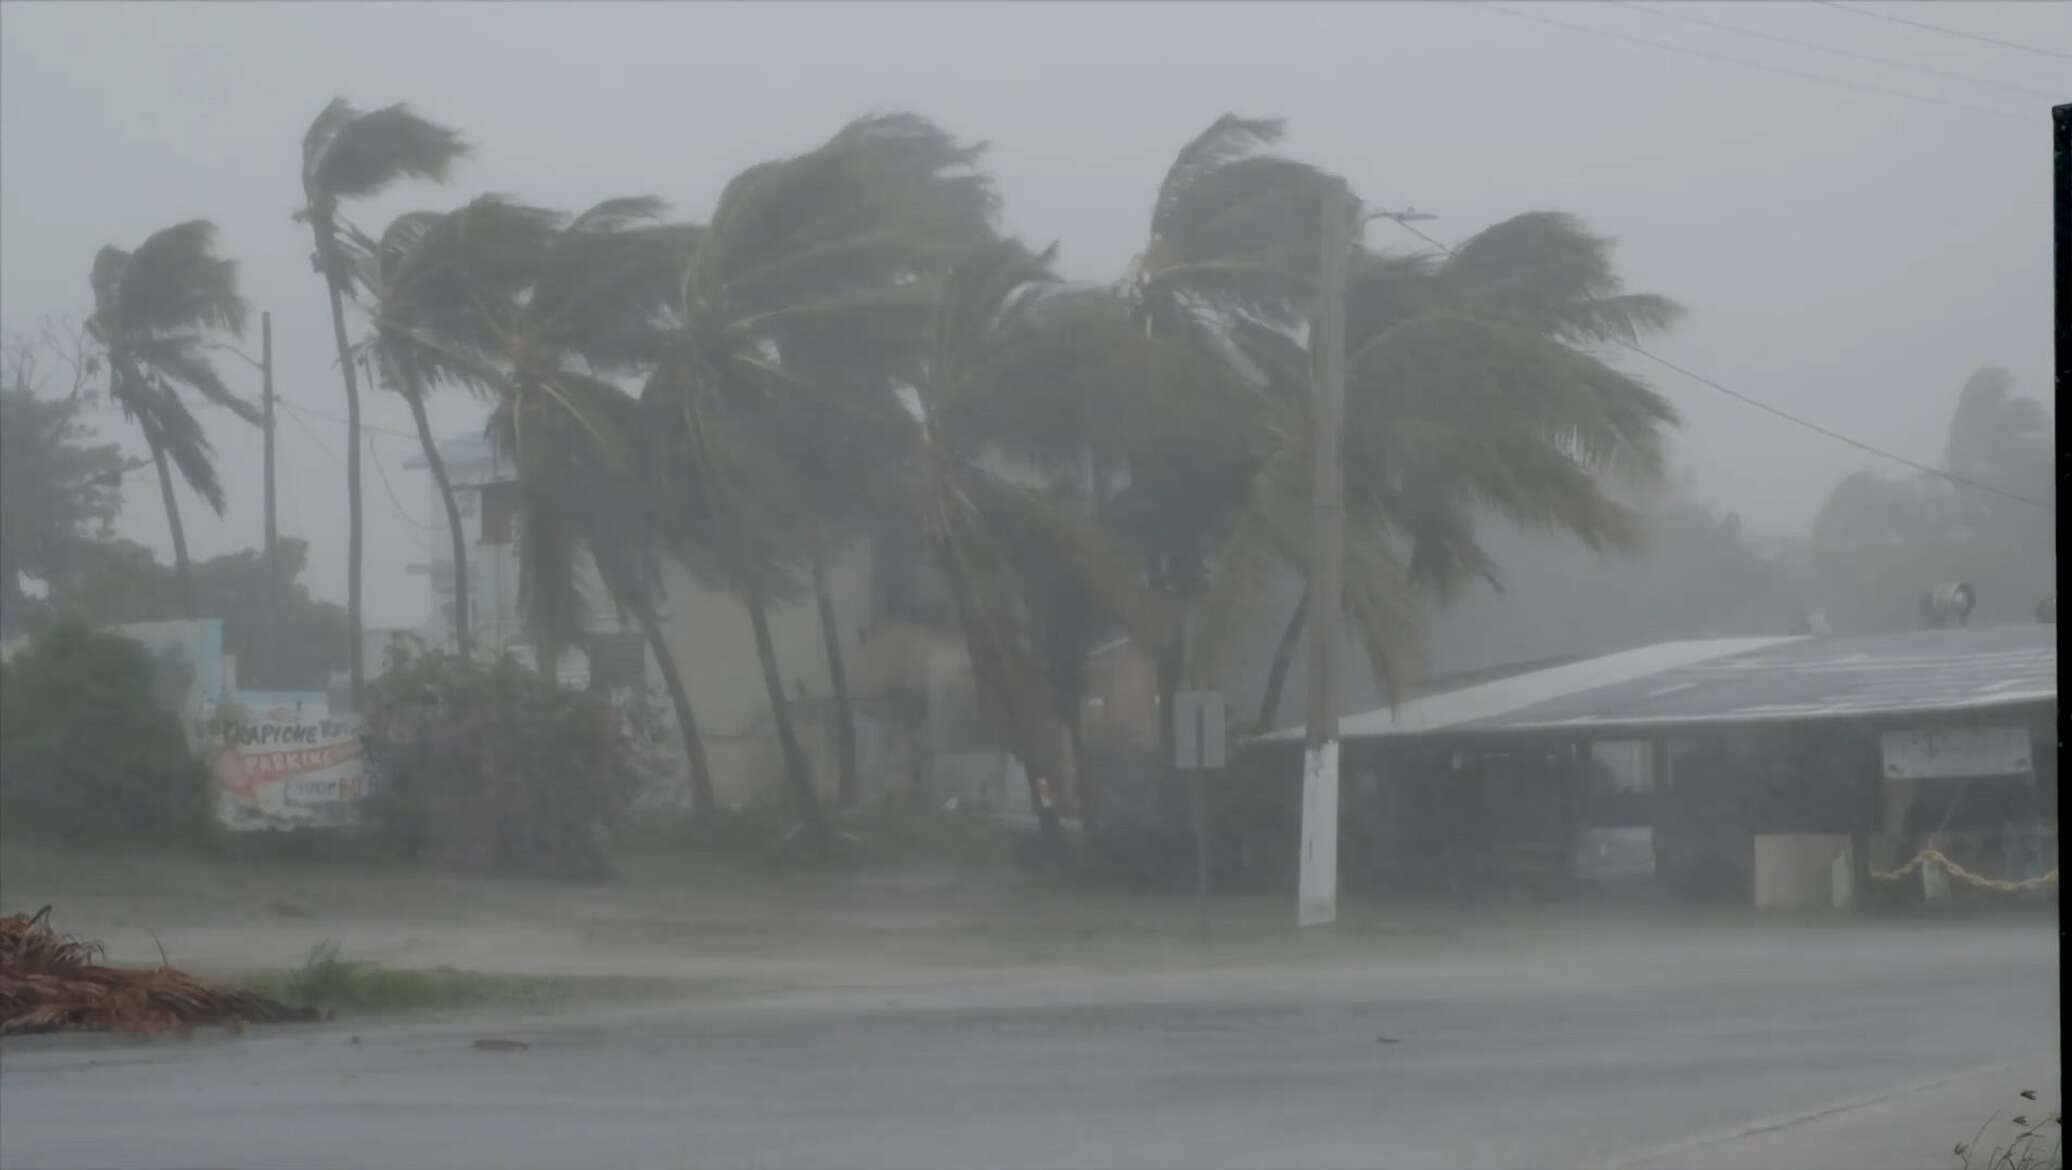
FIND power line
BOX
[1366,209,2055,515]
[1618,343,2053,513]
[278,400,345,468]
[274,396,422,443]
[1468,2,2033,125]
[279,398,438,533]
[1811,1,2072,63]
[367,439,439,532]
[1612,1,2065,101]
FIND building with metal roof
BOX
[1250,625,2056,912]
[1275,625,2054,743]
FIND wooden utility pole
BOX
[1298,176,1355,927]
[260,311,278,683]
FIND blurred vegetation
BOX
[359,640,634,879]
[241,940,682,1016]
[1808,367,2053,634]
[0,617,212,844]
[41,537,351,691]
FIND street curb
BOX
[1599,1058,2046,1170]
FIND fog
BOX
[1,1,2060,630]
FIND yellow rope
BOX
[1868,848,2058,894]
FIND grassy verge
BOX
[234,941,732,1018]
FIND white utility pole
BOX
[1298,176,1355,927]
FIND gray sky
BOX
[2,1,2062,629]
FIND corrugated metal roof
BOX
[1488,625,2054,732]
[1268,625,2055,743]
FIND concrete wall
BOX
[653,546,873,807]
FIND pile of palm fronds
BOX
[1,907,317,1036]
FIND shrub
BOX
[360,643,635,879]
[0,618,211,843]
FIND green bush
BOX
[360,643,634,879]
[0,618,211,843]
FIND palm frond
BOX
[566,195,668,235]
[1341,525,1421,705]
[1346,311,1677,488]
[305,102,469,203]
[88,247,129,319]
[300,97,358,192]
[136,384,225,515]
[118,221,247,337]
[960,283,1142,467]
[126,334,259,427]
[977,477,1167,654]
[1439,212,1682,344]
[1151,114,1286,241]
[1186,495,1285,686]
[702,113,995,318]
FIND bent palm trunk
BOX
[402,388,470,660]
[934,531,1068,863]
[1067,711,1095,837]
[145,428,196,620]
[809,540,860,808]
[311,221,366,706]
[745,576,830,852]
[1256,587,1309,731]
[634,600,718,816]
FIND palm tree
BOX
[1081,114,1336,849]
[85,221,257,618]
[641,113,996,852]
[1194,212,1684,727]
[876,239,1165,859]
[299,98,469,705]
[749,386,878,810]
[340,197,558,663]
[450,196,724,817]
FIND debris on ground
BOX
[1,906,317,1037]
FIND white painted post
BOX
[1299,741,1341,925]
[1923,856,1952,902]
[1830,843,1855,912]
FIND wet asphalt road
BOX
[0,919,2057,1169]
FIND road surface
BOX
[1,918,2057,1169]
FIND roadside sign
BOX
[1881,726,2031,780]
[1173,690,1226,770]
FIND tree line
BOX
[17,101,1694,857]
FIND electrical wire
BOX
[273,397,423,443]
[1611,2,2065,101]
[279,398,437,532]
[1366,210,2055,515]
[367,439,439,532]
[1810,1,2072,63]
[1467,2,2035,125]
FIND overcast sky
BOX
[2,1,2062,629]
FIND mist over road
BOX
[1,918,2055,1169]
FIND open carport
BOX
[1261,625,2058,908]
